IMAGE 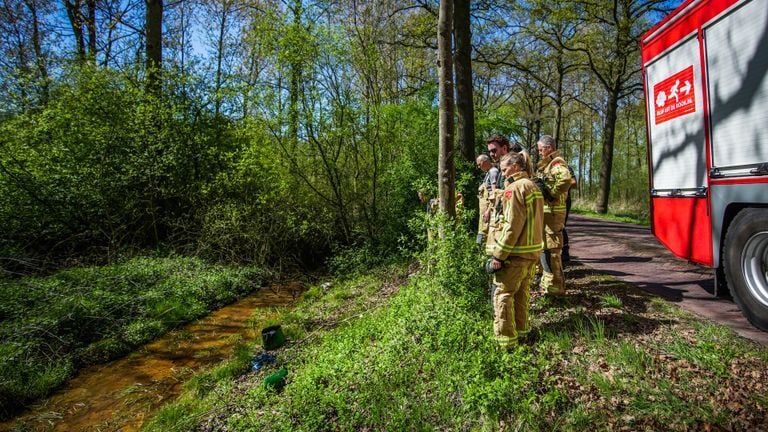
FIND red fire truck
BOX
[641,0,768,330]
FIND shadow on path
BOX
[566,214,768,346]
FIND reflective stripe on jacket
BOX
[491,172,544,261]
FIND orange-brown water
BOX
[0,283,301,432]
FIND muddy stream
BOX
[0,283,302,432]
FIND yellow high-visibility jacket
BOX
[491,172,544,262]
[536,151,572,215]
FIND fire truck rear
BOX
[641,0,768,330]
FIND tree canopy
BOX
[0,0,680,275]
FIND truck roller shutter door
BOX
[705,0,768,175]
[646,34,707,194]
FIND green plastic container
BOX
[261,325,286,350]
[264,368,288,390]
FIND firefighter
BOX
[488,153,544,350]
[535,135,573,296]
[510,142,534,178]
[475,154,499,245]
[484,134,511,255]
[483,135,511,310]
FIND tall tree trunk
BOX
[179,1,186,85]
[288,0,302,142]
[104,23,113,66]
[577,117,585,201]
[454,0,474,162]
[64,0,86,62]
[553,65,564,145]
[438,0,456,217]
[86,0,96,61]
[25,0,49,104]
[145,0,163,96]
[214,7,227,117]
[588,113,594,195]
[534,95,543,150]
[596,88,619,214]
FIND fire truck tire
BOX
[724,208,768,331]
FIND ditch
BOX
[0,282,302,432]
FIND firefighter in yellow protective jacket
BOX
[488,153,544,350]
[475,154,500,245]
[535,135,573,295]
[483,135,511,255]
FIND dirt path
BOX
[567,214,768,346]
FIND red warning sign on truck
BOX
[653,65,696,125]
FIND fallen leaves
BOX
[524,263,768,431]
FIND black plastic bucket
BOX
[261,325,286,350]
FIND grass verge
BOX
[143,224,768,431]
[571,196,650,226]
[570,207,650,226]
[0,255,265,418]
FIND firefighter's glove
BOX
[485,257,503,274]
[476,233,486,245]
[533,177,556,202]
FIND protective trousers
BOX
[541,212,566,295]
[493,258,537,349]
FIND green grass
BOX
[0,255,265,418]
[571,207,650,226]
[599,293,624,309]
[141,224,768,432]
[571,196,650,226]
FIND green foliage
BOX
[424,214,487,305]
[327,243,396,278]
[475,105,524,151]
[0,256,264,417]
[0,55,445,273]
[599,293,624,309]
[149,227,548,431]
[0,66,230,265]
[571,202,650,226]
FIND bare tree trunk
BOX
[577,117,585,202]
[596,89,619,214]
[454,0,474,163]
[104,21,113,66]
[24,0,49,104]
[288,0,302,142]
[86,0,96,61]
[64,0,86,62]
[533,95,543,149]
[588,112,594,195]
[145,0,163,95]
[214,5,227,117]
[101,0,125,67]
[179,1,187,82]
[553,65,564,144]
[438,0,456,217]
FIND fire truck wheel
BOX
[724,208,768,331]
